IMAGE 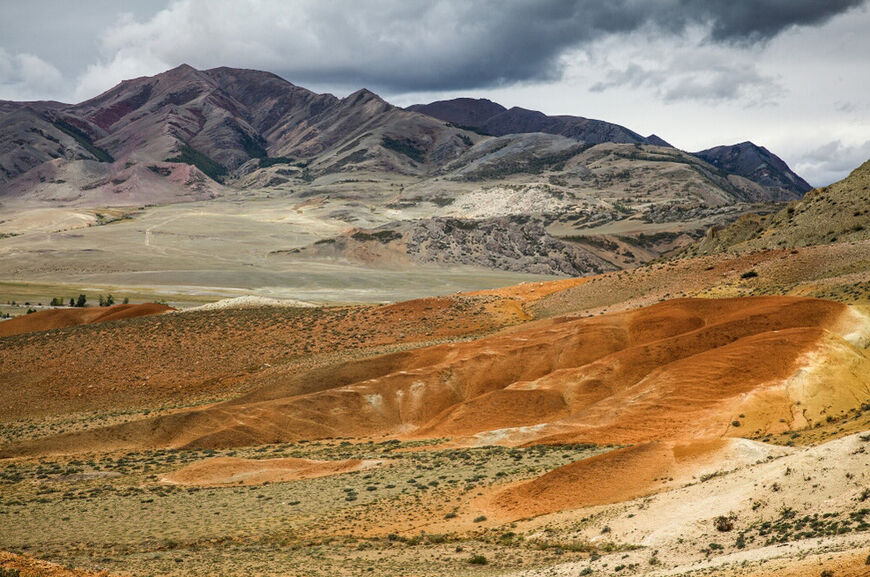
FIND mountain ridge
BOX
[0,65,809,201]
[410,97,810,197]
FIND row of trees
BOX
[47,294,129,307]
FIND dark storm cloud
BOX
[273,0,868,91]
[683,0,867,42]
[48,0,866,100]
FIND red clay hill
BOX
[6,296,867,461]
[0,303,173,338]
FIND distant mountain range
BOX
[408,97,811,197]
[0,64,811,205]
[0,65,827,276]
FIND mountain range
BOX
[0,64,828,281]
[1,64,810,204]
[409,97,811,197]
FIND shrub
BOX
[468,554,488,565]
[715,515,734,532]
[472,515,487,523]
[741,270,759,279]
[351,230,402,244]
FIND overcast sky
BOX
[1,0,868,186]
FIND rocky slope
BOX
[689,158,870,255]
[287,216,616,276]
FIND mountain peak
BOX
[406,98,507,128]
[645,134,672,147]
[158,63,206,82]
[170,63,197,73]
[693,142,811,197]
[343,88,386,107]
[347,88,381,99]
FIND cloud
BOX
[680,0,867,42]
[794,140,870,186]
[0,48,66,101]
[587,26,785,105]
[70,0,867,99]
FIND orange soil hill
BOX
[0,303,173,338]
[0,292,533,419]
[161,456,383,486]
[0,551,124,577]
[5,296,867,459]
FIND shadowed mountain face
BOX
[693,141,813,198]
[408,98,647,144]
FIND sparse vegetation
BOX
[51,119,114,163]
[258,156,297,168]
[382,136,426,163]
[351,230,402,243]
[166,144,227,182]
[467,554,488,565]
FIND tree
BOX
[98,295,105,307]
[122,297,129,304]
[75,294,87,307]
[69,298,75,307]
[105,294,114,306]
[50,297,62,307]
